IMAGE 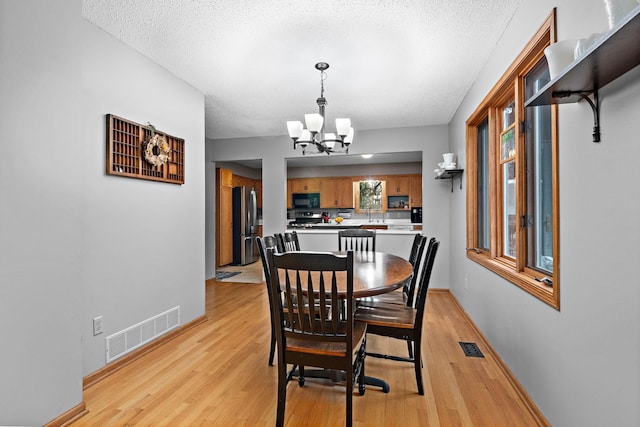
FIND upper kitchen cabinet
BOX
[289,177,320,193]
[409,174,422,207]
[286,179,293,209]
[219,167,233,188]
[386,175,410,195]
[255,179,262,209]
[232,174,254,188]
[320,177,354,208]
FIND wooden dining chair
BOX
[273,233,286,252]
[267,249,367,427]
[275,231,300,252]
[338,229,376,252]
[355,238,439,395]
[256,235,282,366]
[360,233,426,307]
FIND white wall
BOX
[0,1,84,424]
[80,20,206,375]
[0,1,206,424]
[207,125,452,288]
[448,1,640,426]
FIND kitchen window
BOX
[354,180,386,213]
[465,10,560,309]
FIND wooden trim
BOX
[465,9,560,309]
[43,402,88,427]
[83,314,207,389]
[467,251,555,306]
[444,290,551,427]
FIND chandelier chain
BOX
[319,69,327,99]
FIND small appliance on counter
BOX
[411,207,422,223]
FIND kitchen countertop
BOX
[292,226,421,235]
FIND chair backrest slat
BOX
[405,234,427,307]
[414,238,440,325]
[276,231,301,252]
[338,229,376,252]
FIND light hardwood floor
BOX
[72,280,546,426]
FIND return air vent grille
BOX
[459,341,484,358]
[106,306,180,363]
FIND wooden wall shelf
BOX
[106,114,185,184]
[435,169,464,192]
[525,6,640,142]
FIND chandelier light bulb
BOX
[344,128,354,146]
[305,113,323,133]
[335,118,351,137]
[287,121,303,139]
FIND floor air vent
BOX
[459,341,484,358]
[105,306,180,363]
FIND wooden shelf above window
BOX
[526,7,640,107]
[525,7,640,142]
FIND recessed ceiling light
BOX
[361,154,373,159]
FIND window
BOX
[466,10,560,309]
[354,180,387,213]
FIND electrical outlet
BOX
[93,316,104,336]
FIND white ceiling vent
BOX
[106,306,180,363]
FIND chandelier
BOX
[286,62,354,155]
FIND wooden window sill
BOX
[467,251,558,309]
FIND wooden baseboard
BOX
[43,402,88,427]
[444,290,551,427]
[83,314,208,389]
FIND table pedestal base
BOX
[287,367,390,393]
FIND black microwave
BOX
[292,193,320,209]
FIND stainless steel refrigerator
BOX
[232,186,259,265]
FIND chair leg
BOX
[413,339,424,395]
[269,326,276,366]
[276,361,287,426]
[298,365,305,386]
[406,340,413,359]
[346,364,353,427]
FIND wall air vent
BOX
[105,306,180,363]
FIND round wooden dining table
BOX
[333,250,414,298]
[278,251,413,298]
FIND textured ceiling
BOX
[82,0,521,140]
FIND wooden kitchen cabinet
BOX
[320,177,354,208]
[216,168,234,267]
[219,167,233,187]
[289,177,320,193]
[409,174,422,207]
[286,179,293,209]
[319,179,337,208]
[386,175,410,195]
[232,174,254,189]
[337,178,354,208]
[255,179,262,209]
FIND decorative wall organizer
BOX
[106,114,185,184]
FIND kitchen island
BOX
[293,223,421,258]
